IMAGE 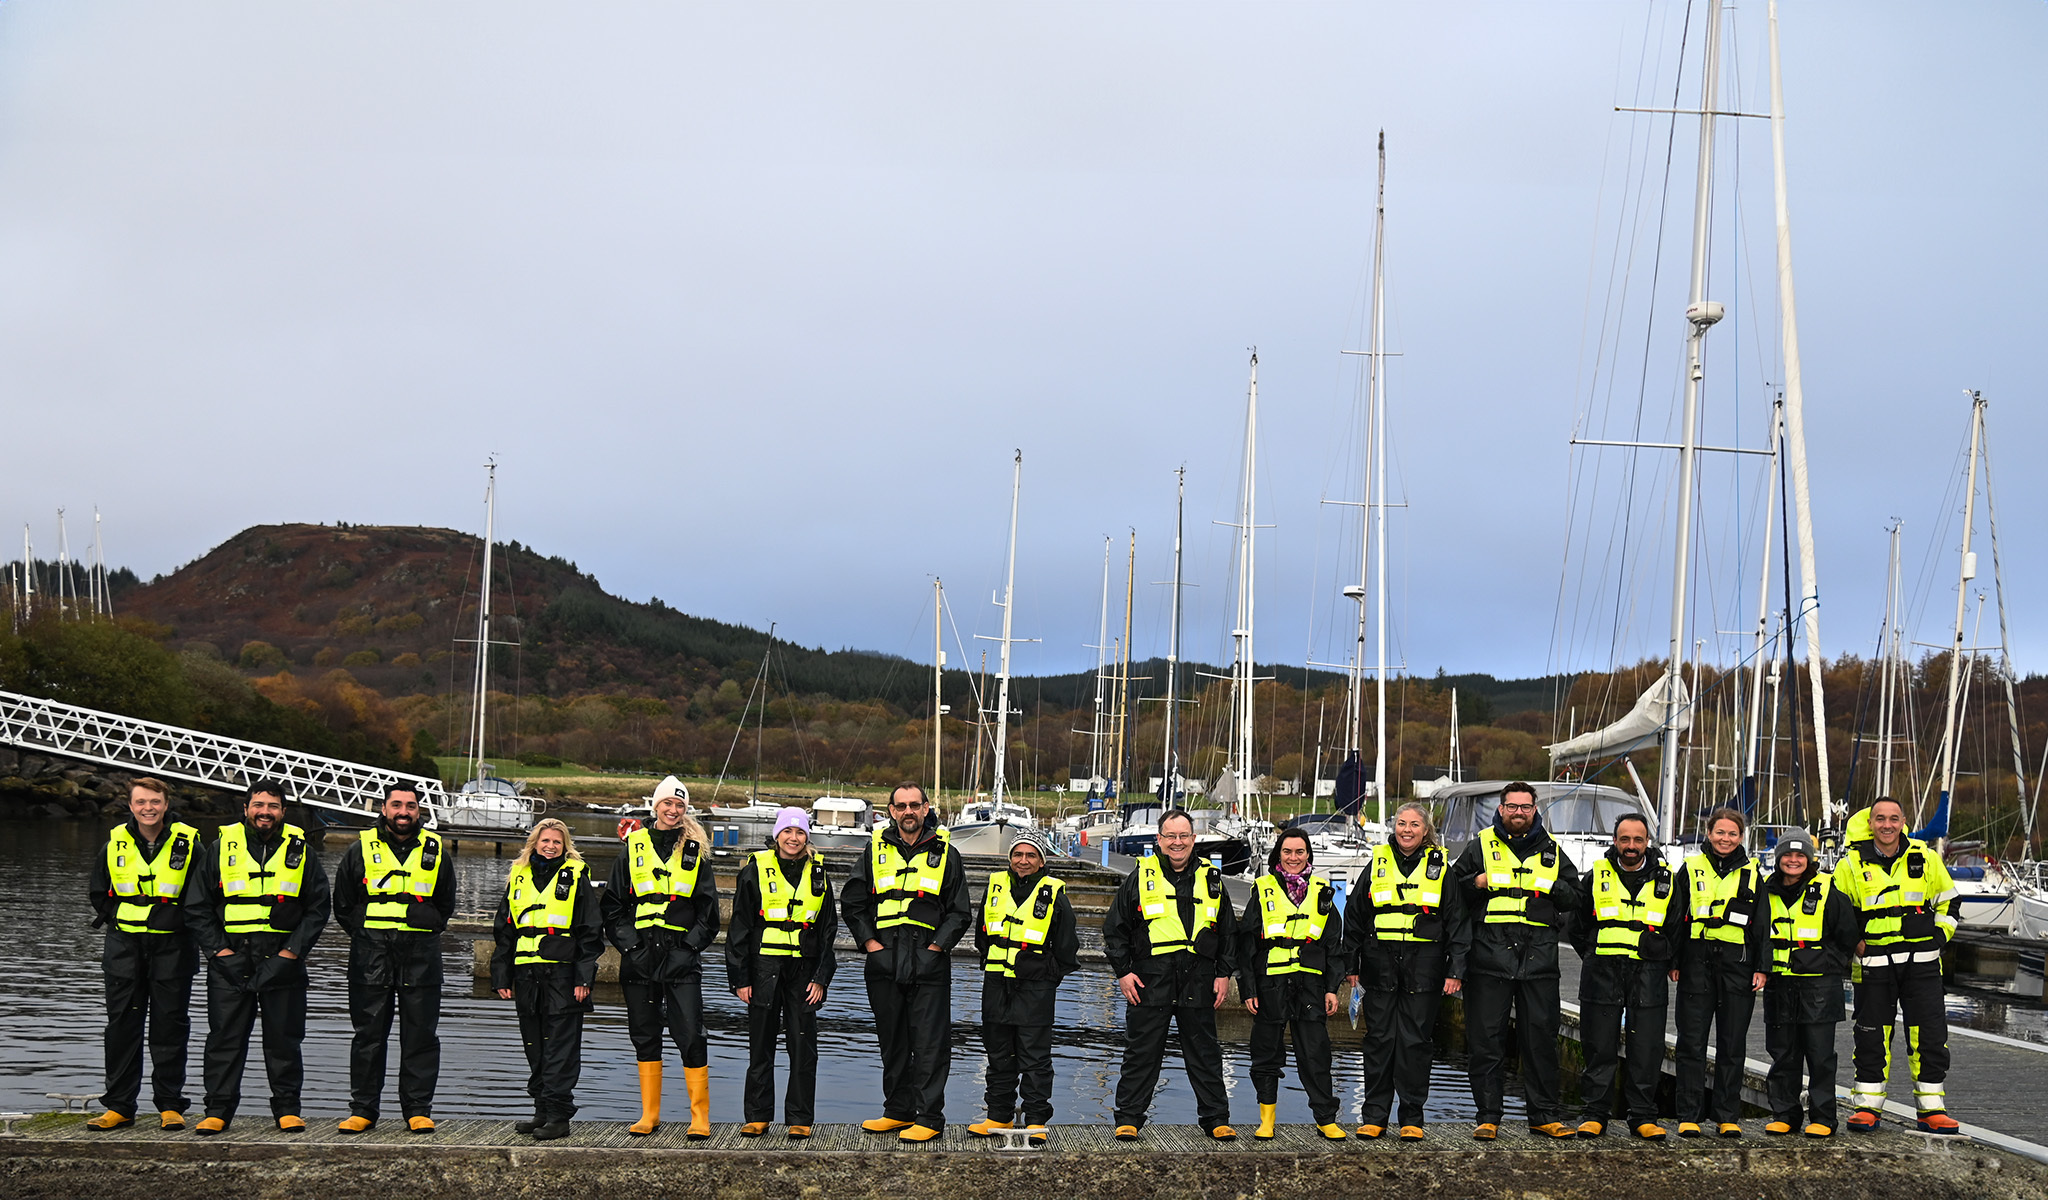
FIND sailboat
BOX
[441,461,543,833]
[1544,0,1830,864]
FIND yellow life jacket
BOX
[752,849,827,957]
[217,822,309,935]
[1589,857,1673,957]
[106,822,199,934]
[1478,827,1561,926]
[623,825,706,933]
[358,828,443,931]
[870,826,951,932]
[982,871,1064,977]
[1366,842,1446,941]
[1136,854,1222,956]
[1254,873,1332,974]
[507,859,582,966]
[1684,853,1759,944]
[1834,838,1957,959]
[1767,874,1836,976]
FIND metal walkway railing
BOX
[0,687,533,831]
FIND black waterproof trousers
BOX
[512,966,585,1123]
[1578,957,1669,1127]
[1675,941,1755,1124]
[625,975,709,1068]
[744,964,820,1125]
[865,949,953,1131]
[1464,973,1563,1126]
[1250,1015,1337,1123]
[1114,1003,1230,1132]
[347,933,442,1121]
[1853,960,1949,1109]
[101,931,196,1118]
[201,950,307,1122]
[1359,987,1442,1128]
[983,1023,1056,1126]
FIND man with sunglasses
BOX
[842,783,970,1142]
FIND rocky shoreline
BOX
[0,748,242,821]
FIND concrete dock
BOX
[6,1114,2047,1200]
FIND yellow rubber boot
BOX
[629,1061,662,1136]
[684,1065,712,1140]
[1255,1103,1277,1140]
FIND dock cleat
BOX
[1398,1125,1425,1141]
[741,1122,769,1137]
[1763,1121,1794,1136]
[1114,1125,1139,1141]
[276,1115,306,1133]
[1209,1125,1237,1141]
[1356,1123,1385,1139]
[1472,1123,1498,1141]
[1531,1122,1575,1139]
[159,1111,184,1131]
[337,1116,374,1134]
[193,1117,227,1136]
[862,1116,913,1134]
[1803,1123,1833,1138]
[967,1118,1012,1137]
[1846,1110,1881,1133]
[1316,1124,1346,1140]
[899,1124,941,1143]
[408,1116,436,1134]
[1677,1122,1703,1138]
[787,1126,812,1139]
[86,1111,132,1131]
[1917,1113,1962,1136]
[1576,1120,1604,1138]
[1634,1123,1667,1140]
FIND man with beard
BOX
[842,783,970,1142]
[186,779,331,1135]
[968,837,1079,1143]
[86,778,201,1131]
[1674,807,1764,1137]
[1834,797,1962,1134]
[1452,781,1580,1140]
[1103,809,1240,1141]
[332,781,453,1134]
[1570,812,1686,1139]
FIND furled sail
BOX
[1546,672,1690,766]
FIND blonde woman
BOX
[490,818,600,1141]
[601,777,720,1138]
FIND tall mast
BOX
[1449,688,1463,783]
[1117,532,1137,794]
[1743,401,1783,799]
[1370,131,1391,829]
[990,451,1022,805]
[466,460,498,787]
[1977,408,2032,850]
[1875,521,1903,798]
[1658,0,1727,842]
[933,577,945,807]
[1160,468,1187,797]
[1768,0,1833,824]
[19,526,31,621]
[1230,353,1261,806]
[55,509,71,618]
[91,508,107,616]
[1090,536,1111,783]
[1935,395,1985,824]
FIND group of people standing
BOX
[87,773,1962,1142]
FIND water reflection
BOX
[6,821,1513,1125]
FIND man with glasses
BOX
[1103,809,1239,1141]
[1452,782,1581,1141]
[842,783,970,1142]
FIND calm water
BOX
[4,821,1515,1125]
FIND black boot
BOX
[515,1113,543,1135]
[532,1120,571,1141]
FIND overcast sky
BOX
[1,2,2042,685]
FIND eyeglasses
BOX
[1500,803,1536,812]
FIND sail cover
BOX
[1332,749,1364,816]
[1210,771,1238,815]
[1546,671,1691,766]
